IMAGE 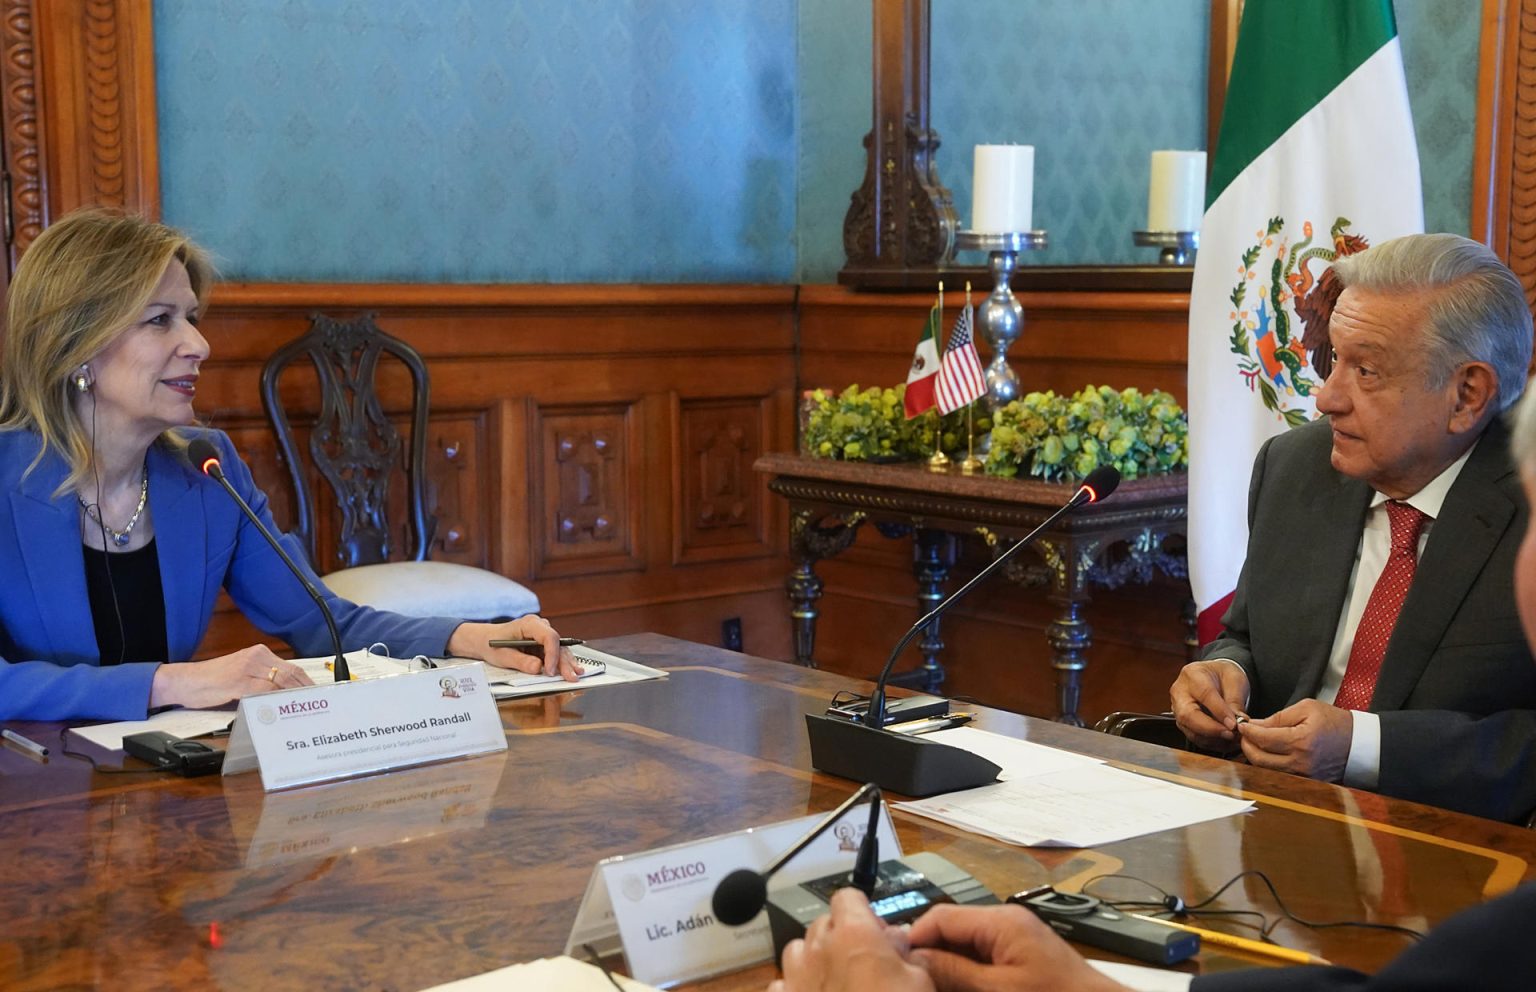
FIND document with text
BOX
[892,727,1253,847]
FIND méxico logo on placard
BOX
[1226,217,1371,428]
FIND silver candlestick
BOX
[954,230,1048,447]
[1133,230,1199,265]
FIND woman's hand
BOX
[148,644,314,710]
[447,615,581,681]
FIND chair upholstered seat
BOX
[321,560,540,622]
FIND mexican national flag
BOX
[904,302,942,419]
[1188,0,1422,642]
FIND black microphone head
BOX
[1079,465,1121,503]
[712,868,768,926]
[185,438,222,477]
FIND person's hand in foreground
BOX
[770,888,932,992]
[769,888,1132,992]
[909,900,1129,992]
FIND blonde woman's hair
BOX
[0,208,215,493]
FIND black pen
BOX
[488,638,584,650]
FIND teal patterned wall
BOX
[153,1,1481,284]
[154,0,798,283]
[929,0,1210,269]
[1397,0,1481,237]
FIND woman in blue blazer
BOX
[0,209,578,722]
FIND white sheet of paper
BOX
[923,726,1104,780]
[418,955,660,991]
[1089,959,1196,991]
[68,707,236,751]
[894,763,1253,848]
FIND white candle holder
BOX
[954,229,1048,447]
[1133,230,1199,265]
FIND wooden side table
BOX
[754,453,1191,725]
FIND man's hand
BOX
[1237,698,1353,782]
[1170,660,1251,749]
[771,888,932,992]
[907,903,1129,992]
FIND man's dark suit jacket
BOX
[1201,416,1536,822]
[1192,883,1536,990]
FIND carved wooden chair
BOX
[260,312,539,621]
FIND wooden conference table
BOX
[1,633,1533,991]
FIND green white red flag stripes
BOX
[904,302,941,419]
[1187,0,1422,642]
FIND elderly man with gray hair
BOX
[1172,232,1536,822]
[766,243,1536,992]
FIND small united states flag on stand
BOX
[935,302,985,414]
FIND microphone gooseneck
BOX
[186,439,351,682]
[864,465,1122,727]
[711,782,883,926]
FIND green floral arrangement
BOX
[802,384,987,461]
[985,385,1188,483]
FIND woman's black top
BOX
[82,540,169,666]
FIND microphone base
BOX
[805,714,1000,798]
[766,852,999,963]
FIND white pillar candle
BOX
[972,144,1034,233]
[1147,150,1207,231]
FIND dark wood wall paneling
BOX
[188,284,1194,725]
[192,285,800,665]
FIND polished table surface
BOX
[2,633,1534,991]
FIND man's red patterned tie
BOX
[1334,501,1428,711]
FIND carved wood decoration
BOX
[32,0,158,220]
[425,412,491,568]
[1473,0,1536,309]
[840,0,957,283]
[0,0,44,268]
[674,396,773,564]
[531,402,642,578]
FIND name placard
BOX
[223,663,507,791]
[565,806,900,987]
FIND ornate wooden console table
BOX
[754,453,1191,725]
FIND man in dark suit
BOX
[1170,233,1536,823]
[766,232,1536,992]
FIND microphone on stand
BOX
[186,438,350,682]
[806,466,1122,796]
[713,781,1001,961]
[712,782,883,926]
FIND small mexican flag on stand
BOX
[904,299,942,419]
[1187,0,1423,643]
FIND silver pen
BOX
[2,728,49,758]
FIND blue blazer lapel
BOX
[10,461,95,663]
[148,442,208,661]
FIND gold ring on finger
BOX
[267,666,279,683]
